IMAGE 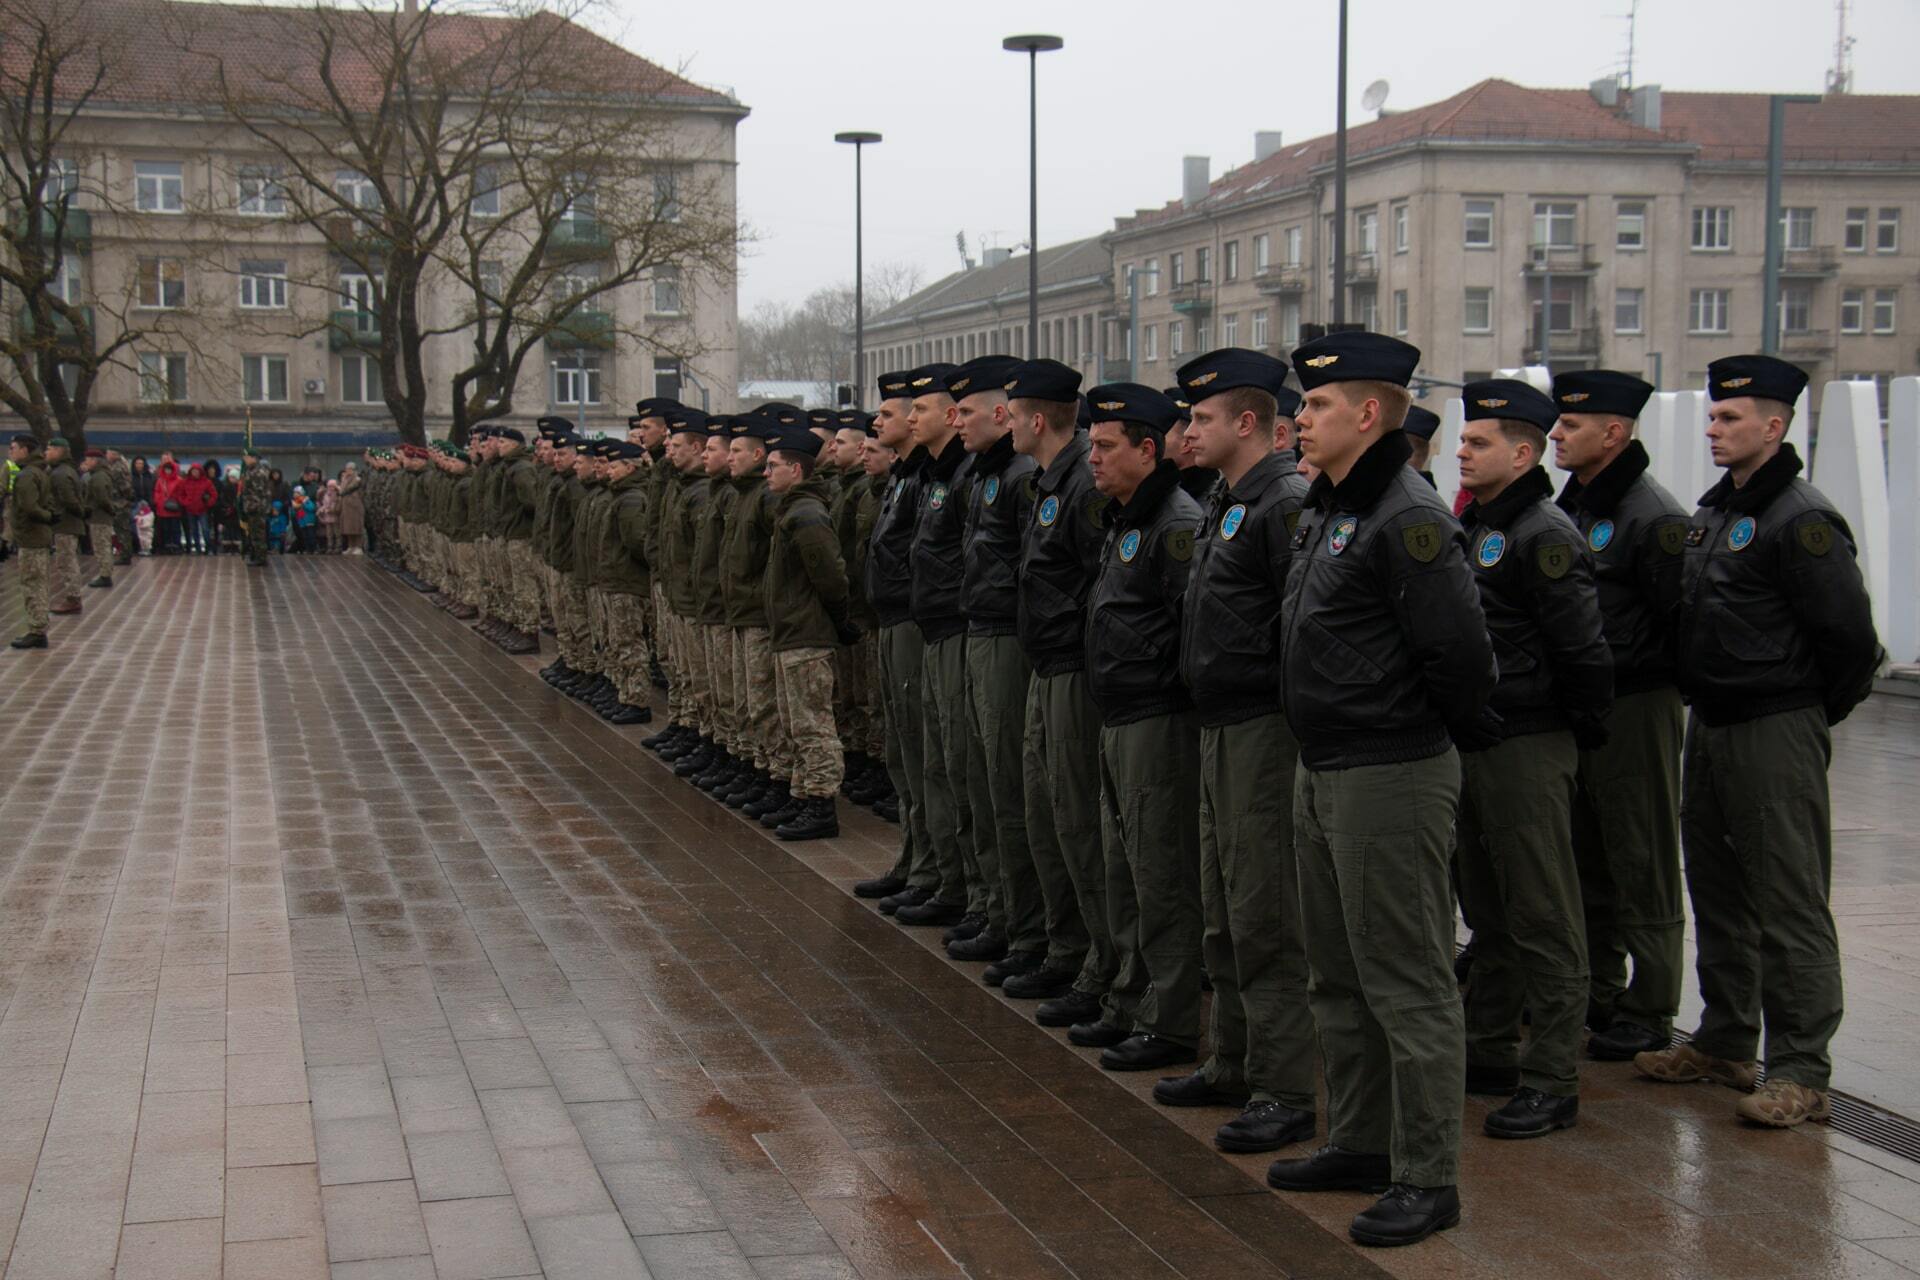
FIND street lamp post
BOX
[834,131,882,408]
[1003,34,1063,358]
[1762,94,1822,356]
[1331,0,1348,326]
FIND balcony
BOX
[1253,263,1309,295]
[1344,251,1379,283]
[322,215,390,257]
[1169,278,1213,317]
[1780,328,1835,356]
[546,309,614,350]
[1780,245,1841,276]
[15,304,95,354]
[1101,358,1133,382]
[546,219,612,261]
[10,207,91,253]
[1524,242,1600,274]
[1528,327,1602,360]
[328,309,380,351]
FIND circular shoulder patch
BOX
[1037,494,1060,527]
[983,476,1000,505]
[1476,531,1507,568]
[1588,519,1615,552]
[1727,516,1756,551]
[1220,503,1247,540]
[1118,529,1142,563]
[1327,516,1357,556]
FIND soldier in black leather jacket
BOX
[1636,355,1882,1131]
[1079,383,1205,1079]
[1452,379,1611,1143]
[1549,369,1691,1064]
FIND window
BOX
[653,357,681,401]
[1534,279,1577,333]
[1357,209,1378,256]
[1614,287,1644,334]
[340,353,382,404]
[1222,313,1239,346]
[1689,288,1730,334]
[476,261,503,317]
[236,165,286,216]
[1251,309,1269,348]
[470,164,500,217]
[1144,258,1159,295]
[1877,207,1900,253]
[1280,300,1301,347]
[333,169,380,211]
[1392,290,1408,335]
[135,161,183,213]
[652,264,683,314]
[1873,288,1897,333]
[1168,320,1184,358]
[1778,283,1813,335]
[338,273,375,315]
[1615,200,1646,250]
[136,257,186,309]
[1223,240,1239,281]
[1690,206,1733,251]
[1357,291,1377,332]
[552,355,602,405]
[1283,226,1302,266]
[1169,253,1184,287]
[1533,201,1577,249]
[1195,321,1209,351]
[1845,207,1869,252]
[1392,202,1409,253]
[1464,199,1495,248]
[242,354,289,403]
[238,260,287,309]
[1195,246,1210,281]
[1463,287,1493,333]
[1840,288,1865,333]
[40,158,79,206]
[1252,233,1270,272]
[138,353,187,403]
[49,255,82,304]
[1143,324,1158,362]
[652,171,681,222]
[1780,207,1815,251]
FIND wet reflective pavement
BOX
[0,555,1918,1279]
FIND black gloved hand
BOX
[1450,705,1505,754]
[835,621,863,646]
[1570,715,1610,752]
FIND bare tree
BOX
[738,262,924,390]
[0,0,192,451]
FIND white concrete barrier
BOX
[1887,377,1920,664]
[1810,380,1891,642]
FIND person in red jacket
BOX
[177,463,217,554]
[152,457,183,554]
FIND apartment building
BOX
[1104,79,1920,402]
[8,0,745,463]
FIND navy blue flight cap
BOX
[1084,383,1184,441]
[1402,406,1441,441]
[1003,359,1082,403]
[704,414,734,440]
[1175,348,1291,404]
[631,397,680,421]
[1162,387,1191,419]
[1076,396,1092,430]
[665,408,709,438]
[904,363,960,397]
[496,427,527,444]
[1707,355,1808,406]
[605,440,647,462]
[944,355,1022,399]
[1291,332,1421,391]
[1553,370,1654,419]
[1463,379,1558,433]
[806,408,836,429]
[535,416,573,439]
[769,423,824,458]
[1274,386,1303,418]
[877,370,914,402]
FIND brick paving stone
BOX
[2,557,1919,1278]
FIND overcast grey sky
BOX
[593,0,1920,312]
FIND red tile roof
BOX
[1114,78,1920,233]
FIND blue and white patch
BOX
[1219,503,1247,541]
[1477,531,1507,568]
[983,476,1000,505]
[1327,516,1357,556]
[928,483,949,512]
[1728,516,1756,551]
[1588,519,1615,553]
[1037,495,1060,527]
[1118,529,1142,563]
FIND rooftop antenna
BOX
[1827,0,1855,95]
[1617,0,1638,91]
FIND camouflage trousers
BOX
[833,637,884,757]
[675,613,712,735]
[52,533,81,603]
[776,647,843,799]
[553,569,592,669]
[242,513,268,561]
[15,547,50,634]
[504,540,542,633]
[728,628,751,758]
[587,588,614,675]
[742,628,788,777]
[88,520,115,583]
[603,591,650,706]
[476,536,502,619]
[456,542,484,608]
[656,585,684,723]
[704,624,734,745]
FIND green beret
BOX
[47,436,71,450]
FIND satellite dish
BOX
[1361,79,1391,113]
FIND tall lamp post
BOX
[1761,94,1821,356]
[1003,34,1063,357]
[834,131,882,408]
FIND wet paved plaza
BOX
[2,554,1920,1280]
